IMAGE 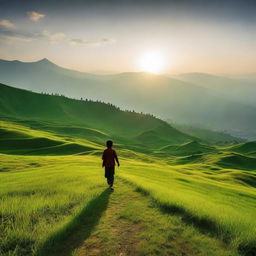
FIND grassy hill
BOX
[1,121,255,255]
[1,58,256,140]
[1,82,256,256]
[170,123,244,145]
[226,142,256,155]
[0,83,195,152]
[0,121,101,155]
[215,152,256,171]
[157,141,216,156]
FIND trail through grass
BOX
[1,153,256,255]
[1,120,256,256]
[119,160,256,255]
[53,180,237,256]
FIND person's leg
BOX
[110,167,115,187]
[109,174,114,187]
[105,167,110,186]
[112,174,115,187]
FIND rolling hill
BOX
[158,141,216,156]
[170,123,244,145]
[1,83,256,256]
[0,83,196,153]
[1,58,256,140]
[225,142,256,156]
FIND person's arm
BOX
[114,150,120,166]
[102,151,105,167]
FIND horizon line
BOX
[0,57,255,77]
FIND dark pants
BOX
[105,166,115,187]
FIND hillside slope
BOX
[0,83,194,148]
[1,84,256,256]
[158,141,216,156]
[170,123,244,145]
[1,59,256,139]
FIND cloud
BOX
[0,27,115,47]
[0,19,15,29]
[70,38,116,46]
[0,29,66,43]
[27,11,45,22]
[41,30,66,43]
[0,30,35,42]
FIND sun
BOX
[137,51,166,74]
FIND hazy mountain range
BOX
[0,58,255,140]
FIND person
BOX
[102,140,120,189]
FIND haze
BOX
[0,0,255,74]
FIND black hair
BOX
[106,140,113,148]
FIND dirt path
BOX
[71,179,235,256]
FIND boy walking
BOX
[102,140,120,189]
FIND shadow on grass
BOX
[154,197,256,256]
[133,185,232,240]
[36,188,112,256]
[120,178,255,256]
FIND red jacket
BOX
[102,148,118,167]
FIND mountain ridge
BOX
[2,58,255,77]
[1,58,256,140]
[0,82,197,149]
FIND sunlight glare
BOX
[138,51,166,74]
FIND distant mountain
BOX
[174,72,256,107]
[233,73,256,83]
[1,59,256,140]
[0,83,195,149]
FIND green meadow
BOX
[1,83,256,256]
[0,154,104,255]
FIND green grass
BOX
[171,123,244,145]
[1,151,256,255]
[0,154,106,256]
[71,180,237,256]
[156,141,216,156]
[118,159,256,255]
[0,82,194,146]
[225,142,256,155]
[0,120,101,155]
[1,84,256,255]
[1,152,241,256]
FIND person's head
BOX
[106,140,113,148]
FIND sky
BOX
[0,0,255,74]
